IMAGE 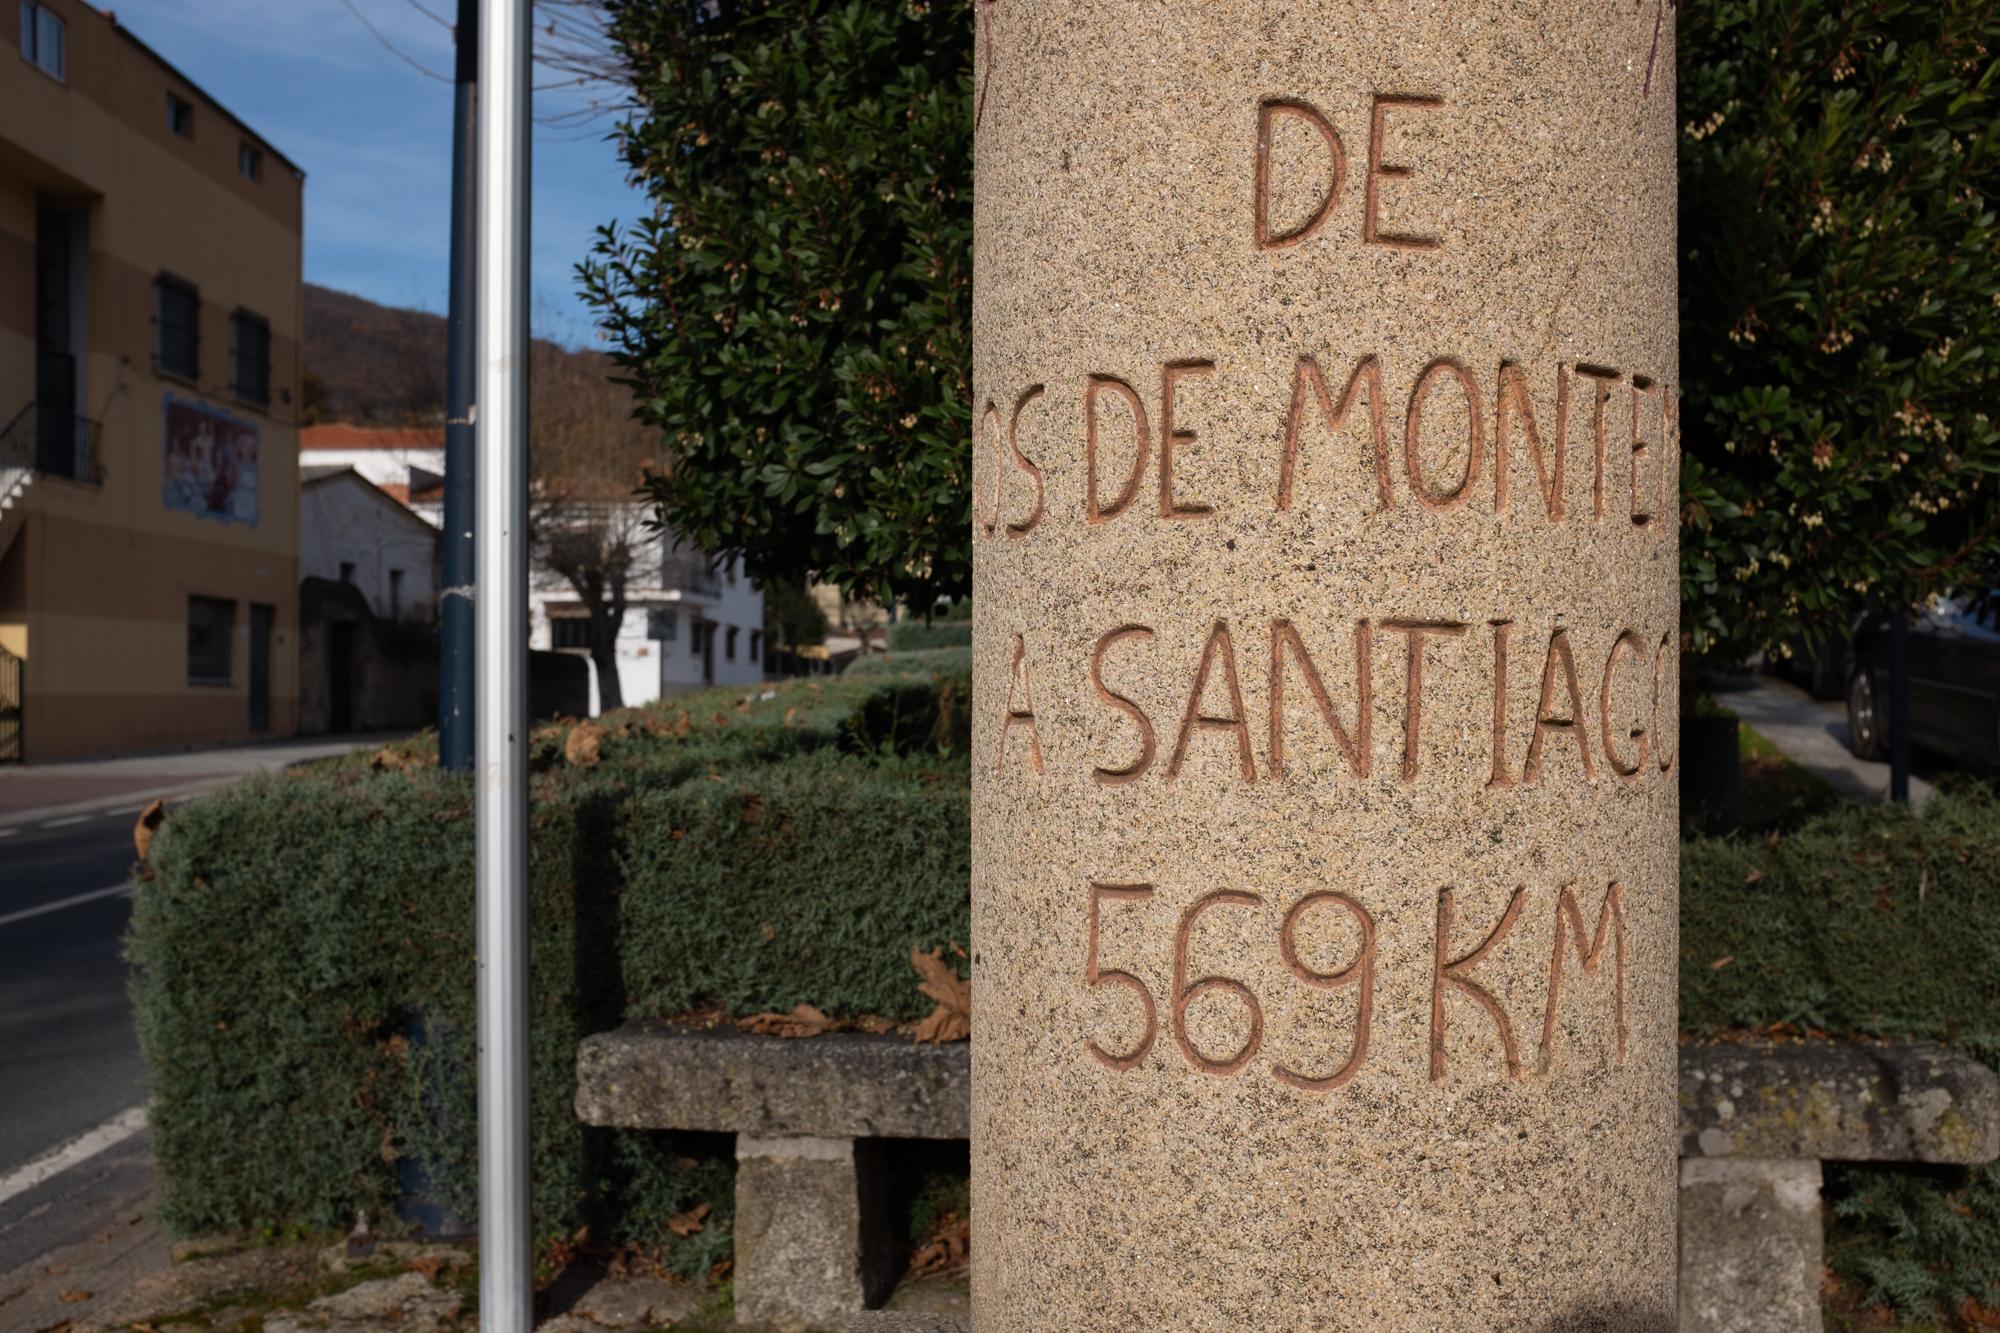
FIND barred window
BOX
[155,275,199,379]
[232,309,270,405]
[188,596,233,685]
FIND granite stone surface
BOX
[841,1317,969,1333]
[732,1135,897,1331]
[574,1024,969,1139]
[971,1,1680,1326]
[1676,1159,1823,1333]
[1679,1039,2000,1164]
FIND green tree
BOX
[762,576,829,650]
[1677,0,2000,665]
[581,0,972,612]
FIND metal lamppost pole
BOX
[1890,608,1912,804]
[475,0,532,1327]
[439,0,479,772]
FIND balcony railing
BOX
[662,551,722,599]
[0,400,103,490]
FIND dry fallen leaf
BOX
[409,1254,450,1281]
[565,722,604,769]
[783,707,799,727]
[666,1201,712,1238]
[133,800,167,865]
[1743,867,1765,885]
[909,1212,969,1276]
[1709,956,1735,970]
[739,1004,840,1039]
[911,947,971,1044]
[57,1290,90,1304]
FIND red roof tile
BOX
[300,424,445,450]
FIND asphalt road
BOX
[0,805,154,1277]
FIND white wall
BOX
[528,514,765,714]
[300,446,445,527]
[300,475,439,621]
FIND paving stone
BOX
[566,1274,701,1328]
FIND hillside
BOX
[302,284,449,425]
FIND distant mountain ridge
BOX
[302,284,606,427]
[302,284,449,426]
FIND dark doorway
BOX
[248,604,273,732]
[33,205,84,478]
[701,619,715,686]
[329,620,355,733]
[0,645,21,763]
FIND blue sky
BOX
[115,0,644,346]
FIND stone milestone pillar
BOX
[970,3,1679,1329]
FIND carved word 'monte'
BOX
[979,356,1675,535]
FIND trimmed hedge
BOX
[1682,784,2000,1319]
[1681,785,2000,1046]
[884,620,971,653]
[620,750,970,1020]
[844,645,971,680]
[126,673,969,1247]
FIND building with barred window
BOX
[1,1,302,759]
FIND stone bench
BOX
[1677,1039,2000,1333]
[575,1023,969,1331]
[576,1025,1998,1331]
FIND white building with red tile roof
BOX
[298,424,764,712]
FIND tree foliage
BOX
[1678,0,2000,663]
[582,0,972,611]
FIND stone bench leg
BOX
[1677,1158,1823,1333]
[734,1135,895,1331]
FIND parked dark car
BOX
[1846,593,2000,765]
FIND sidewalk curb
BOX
[0,780,225,832]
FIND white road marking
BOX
[0,1106,149,1209]
[38,815,87,829]
[0,828,16,839]
[0,884,132,929]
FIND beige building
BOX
[0,1,303,760]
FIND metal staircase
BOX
[0,402,35,565]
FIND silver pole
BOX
[474,0,531,1328]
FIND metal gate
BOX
[0,644,20,762]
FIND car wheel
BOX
[1846,665,1887,760]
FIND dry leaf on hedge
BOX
[911,947,970,1044]
[666,1201,711,1238]
[909,1212,969,1276]
[133,799,167,865]
[369,746,422,772]
[739,1004,840,1038]
[565,722,604,769]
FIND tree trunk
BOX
[590,635,623,712]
